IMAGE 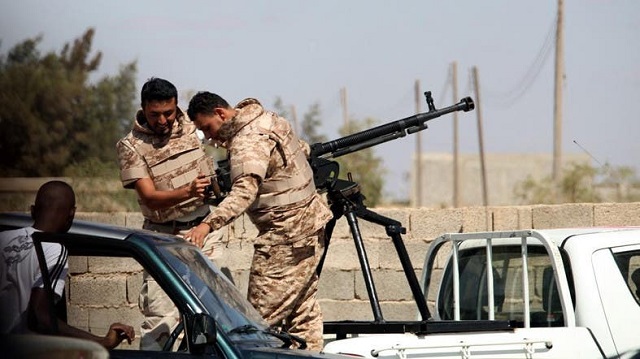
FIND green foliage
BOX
[273,97,327,144]
[335,118,385,207]
[514,162,640,204]
[0,28,137,177]
[299,103,327,144]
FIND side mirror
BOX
[190,313,216,354]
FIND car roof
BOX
[1,212,143,241]
[531,227,640,247]
[448,227,640,251]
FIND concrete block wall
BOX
[70,202,640,340]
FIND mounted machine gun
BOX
[309,91,475,338]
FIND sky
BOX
[1,0,639,201]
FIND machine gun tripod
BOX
[313,91,475,338]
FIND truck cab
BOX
[324,228,640,358]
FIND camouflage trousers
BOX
[139,223,223,351]
[248,228,325,352]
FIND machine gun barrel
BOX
[310,95,474,159]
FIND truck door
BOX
[593,244,640,356]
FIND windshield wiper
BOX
[228,324,260,335]
[265,327,307,350]
[227,325,307,349]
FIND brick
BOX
[88,306,143,334]
[89,257,142,274]
[491,206,520,230]
[517,206,533,229]
[318,269,355,301]
[594,202,640,226]
[66,304,89,330]
[378,238,429,271]
[380,301,422,321]
[124,213,144,229]
[462,206,492,232]
[319,299,375,321]
[127,272,144,304]
[409,208,464,240]
[532,203,594,228]
[70,275,128,306]
[322,237,376,271]
[354,269,413,302]
[69,256,88,274]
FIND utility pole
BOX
[552,0,565,182]
[340,87,349,131]
[414,79,422,207]
[472,67,489,224]
[451,62,460,208]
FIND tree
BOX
[273,97,327,144]
[0,28,137,177]
[514,162,640,204]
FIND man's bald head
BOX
[31,181,76,233]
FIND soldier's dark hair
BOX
[141,77,178,107]
[187,91,230,120]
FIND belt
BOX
[148,213,209,230]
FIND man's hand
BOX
[184,223,212,249]
[102,322,135,350]
[189,175,212,199]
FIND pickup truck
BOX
[323,228,640,358]
[0,212,348,359]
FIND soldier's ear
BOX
[214,107,227,120]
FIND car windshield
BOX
[155,241,271,339]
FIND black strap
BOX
[32,233,60,334]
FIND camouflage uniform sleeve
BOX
[299,139,311,158]
[205,125,274,231]
[204,175,260,231]
[116,139,150,189]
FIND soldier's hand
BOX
[189,175,211,198]
[102,322,135,349]
[184,223,212,249]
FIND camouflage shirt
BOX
[116,108,215,223]
[203,99,332,245]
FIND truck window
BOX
[437,245,567,327]
[613,250,640,306]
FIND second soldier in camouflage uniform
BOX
[116,78,223,350]
[184,92,332,351]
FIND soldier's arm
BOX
[185,174,259,248]
[204,174,260,231]
[134,176,210,211]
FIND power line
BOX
[484,18,557,108]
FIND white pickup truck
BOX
[323,227,640,358]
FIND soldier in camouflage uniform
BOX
[183,92,332,351]
[116,78,223,350]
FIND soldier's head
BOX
[187,91,234,143]
[31,180,76,234]
[140,77,178,136]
